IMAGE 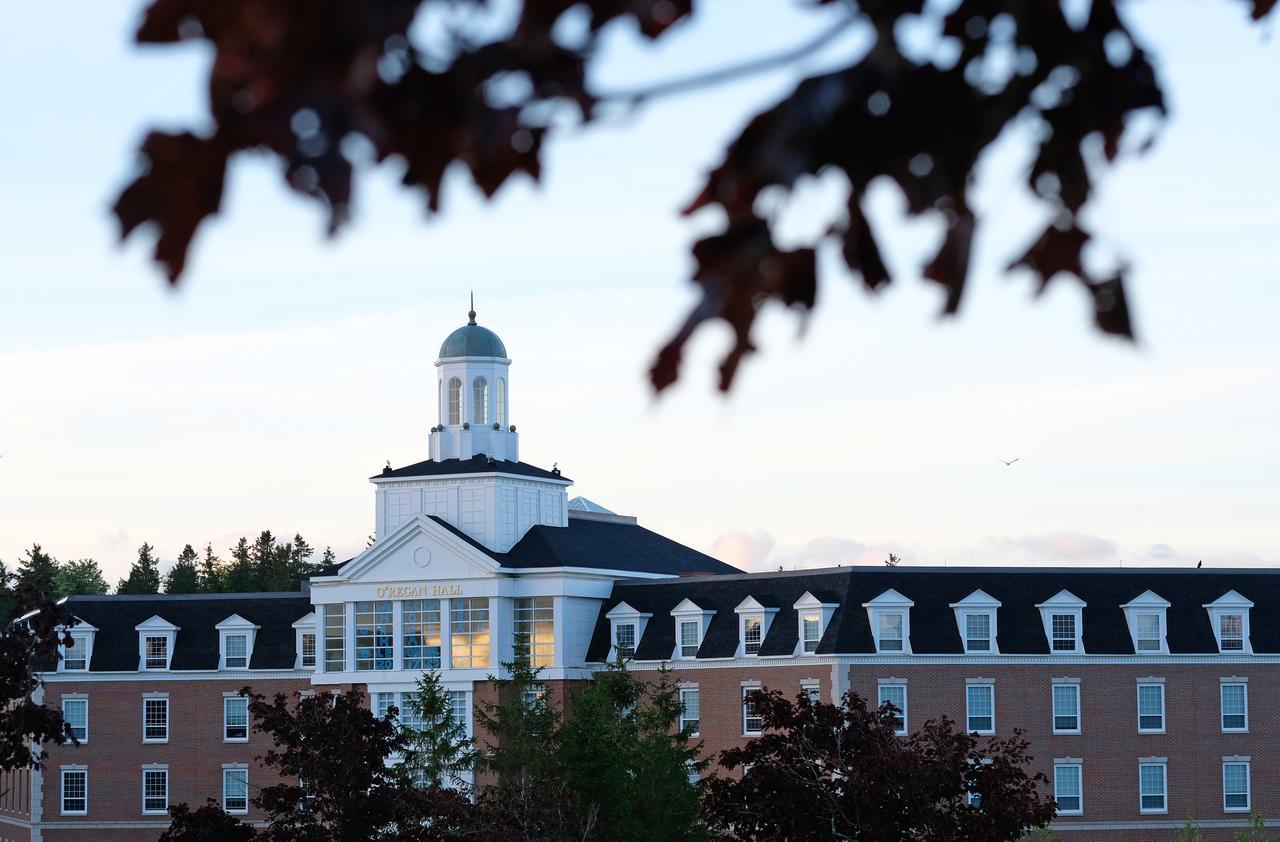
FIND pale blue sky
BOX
[1,2,1277,580]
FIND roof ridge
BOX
[66,591,310,602]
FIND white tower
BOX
[428,300,519,462]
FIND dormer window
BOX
[863,589,914,655]
[135,616,179,671]
[1204,591,1254,655]
[145,637,168,669]
[794,592,839,656]
[1122,591,1170,655]
[292,613,318,670]
[59,620,98,672]
[950,591,1001,655]
[734,597,779,658]
[802,615,820,653]
[670,599,715,660]
[1036,591,1086,654]
[216,615,261,671]
[605,602,652,662]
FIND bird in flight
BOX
[998,457,1020,466]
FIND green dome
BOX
[439,308,507,359]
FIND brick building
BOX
[4,309,1274,841]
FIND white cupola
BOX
[429,299,519,462]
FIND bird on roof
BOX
[998,457,1020,466]
[1198,560,1203,568]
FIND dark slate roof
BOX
[585,567,1280,662]
[374,455,569,482]
[59,593,313,672]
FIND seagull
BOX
[1197,560,1203,568]
[998,457,1020,466]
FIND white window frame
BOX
[216,614,260,671]
[734,597,778,658]
[1051,681,1081,735]
[1053,760,1083,816]
[1204,591,1254,655]
[142,693,169,743]
[1121,591,1170,655]
[223,765,250,815]
[605,602,651,662]
[59,621,97,672]
[949,591,1001,654]
[863,589,914,655]
[742,684,763,736]
[61,766,88,816]
[1137,681,1165,734]
[134,615,179,671]
[679,686,700,736]
[801,679,822,704]
[1221,679,1248,733]
[966,681,995,735]
[1138,759,1167,814]
[62,695,88,743]
[1036,591,1086,654]
[223,693,250,742]
[141,765,169,815]
[1223,757,1251,813]
[292,612,317,670]
[670,599,715,661]
[878,680,907,735]
[795,592,838,656]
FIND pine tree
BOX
[164,545,201,594]
[0,561,16,620]
[321,547,336,566]
[399,670,475,789]
[223,538,256,593]
[117,543,162,594]
[251,531,289,592]
[286,533,315,590]
[197,543,223,594]
[18,544,61,598]
[57,559,110,596]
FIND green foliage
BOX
[56,559,109,596]
[1175,819,1203,842]
[18,544,61,598]
[1233,808,1280,842]
[164,544,201,594]
[398,669,475,789]
[197,543,223,593]
[223,538,256,593]
[117,543,162,595]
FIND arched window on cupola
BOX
[472,377,488,424]
[447,377,462,425]
[496,378,507,425]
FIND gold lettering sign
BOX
[375,584,464,598]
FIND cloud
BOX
[709,530,775,571]
[991,531,1118,563]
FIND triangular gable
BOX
[215,614,260,631]
[949,589,1001,609]
[135,615,179,632]
[338,514,500,583]
[862,588,915,608]
[1204,590,1255,609]
[1036,589,1087,608]
[1121,590,1171,609]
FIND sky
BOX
[1,2,1278,582]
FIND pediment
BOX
[671,598,713,617]
[1036,589,1087,609]
[1121,590,1171,609]
[337,515,500,583]
[862,588,915,608]
[135,615,179,632]
[216,613,260,630]
[950,589,1001,609]
[1205,590,1254,609]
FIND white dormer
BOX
[605,602,652,661]
[1204,591,1254,655]
[734,597,780,657]
[795,592,839,655]
[292,612,318,670]
[216,615,261,670]
[59,618,99,672]
[1036,590,1086,654]
[670,598,715,660]
[949,590,1001,655]
[863,589,914,654]
[1121,591,1171,655]
[135,615,180,671]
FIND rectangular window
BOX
[743,686,763,735]
[142,768,168,814]
[301,632,316,668]
[374,691,396,721]
[878,612,904,652]
[679,688,700,735]
[966,684,994,734]
[1135,614,1162,652]
[61,768,87,815]
[447,690,469,733]
[1054,763,1083,815]
[878,684,907,735]
[323,604,345,672]
[965,613,991,652]
[513,597,555,668]
[1051,614,1077,652]
[802,613,821,653]
[402,599,442,670]
[144,636,168,669]
[143,697,168,742]
[225,633,248,668]
[614,623,636,659]
[64,635,88,671]
[1220,614,1245,651]
[679,620,700,658]
[1223,761,1250,812]
[1221,683,1248,732]
[743,617,762,655]
[1138,684,1165,732]
[450,598,490,669]
[1052,684,1080,734]
[63,697,88,742]
[802,682,821,704]
[223,768,249,814]
[354,600,393,671]
[1139,762,1167,813]
[224,696,249,741]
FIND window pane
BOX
[1135,614,1161,651]
[450,598,490,668]
[403,599,442,670]
[301,632,316,667]
[743,687,763,734]
[1221,614,1244,650]
[145,636,168,669]
[878,684,906,733]
[743,617,762,655]
[224,768,249,812]
[62,770,87,813]
[324,604,345,672]
[64,635,88,670]
[680,689,700,734]
[967,685,994,732]
[802,613,821,653]
[1054,764,1082,813]
[144,698,168,741]
[447,691,469,733]
[1053,685,1079,731]
[680,621,700,658]
[879,613,903,651]
[1051,614,1076,651]
[513,597,555,667]
[1224,762,1249,809]
[1138,685,1164,730]
[224,697,249,740]
[63,699,88,742]
[965,614,991,651]
[1139,764,1165,810]
[1221,684,1247,730]
[225,634,248,668]
[354,601,393,670]
[615,624,636,659]
[472,377,488,424]
[496,379,507,425]
[447,378,461,425]
[143,769,168,812]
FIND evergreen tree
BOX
[197,542,223,593]
[18,544,61,598]
[321,547,336,566]
[56,559,109,596]
[164,544,200,594]
[117,543,162,595]
[286,533,316,590]
[0,561,16,620]
[399,669,475,789]
[252,531,291,592]
[223,538,256,593]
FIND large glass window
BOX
[1135,614,1162,652]
[514,597,555,667]
[143,697,168,742]
[966,684,994,734]
[323,604,345,672]
[450,598,490,668]
[1054,763,1082,815]
[1224,761,1250,811]
[447,377,462,425]
[61,768,87,814]
[680,688,700,735]
[1138,684,1165,732]
[144,636,169,669]
[743,617,762,655]
[878,683,907,735]
[354,601,393,671]
[965,613,991,652]
[223,768,249,814]
[403,599,442,670]
[142,768,169,814]
[802,613,821,653]
[63,697,88,742]
[1051,614,1077,652]
[447,691,469,733]
[1221,683,1248,732]
[742,686,763,735]
[224,696,249,741]
[1220,614,1245,651]
[1139,762,1167,813]
[679,620,701,658]
[64,635,88,671]
[878,613,904,652]
[1052,684,1080,733]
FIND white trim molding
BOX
[950,590,1001,655]
[670,598,715,660]
[863,589,913,655]
[1037,590,1086,655]
[1204,591,1254,655]
[734,596,779,658]
[1121,591,1171,655]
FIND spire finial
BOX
[468,291,476,325]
